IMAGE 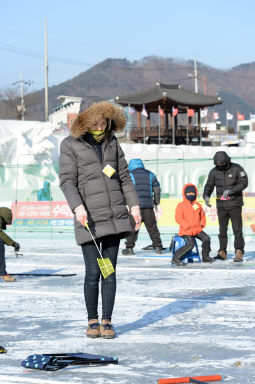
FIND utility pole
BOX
[13,70,33,120]
[194,57,198,93]
[44,18,49,121]
[203,76,207,95]
[18,71,25,120]
[235,103,239,134]
[158,105,161,144]
[193,57,198,128]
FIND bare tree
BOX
[0,87,38,120]
[0,87,20,119]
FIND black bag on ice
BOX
[21,352,118,371]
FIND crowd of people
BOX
[1,98,248,341]
[58,98,248,339]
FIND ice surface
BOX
[1,229,255,383]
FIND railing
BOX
[1,155,254,239]
[130,125,209,142]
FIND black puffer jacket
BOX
[203,151,248,209]
[128,159,160,208]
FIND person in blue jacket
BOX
[37,181,52,201]
[122,158,163,255]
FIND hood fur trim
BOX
[71,102,126,139]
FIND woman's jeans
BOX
[81,234,120,322]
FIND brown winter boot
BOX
[234,249,243,262]
[86,319,100,338]
[214,250,227,260]
[100,319,116,339]
[0,274,15,282]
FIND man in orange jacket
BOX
[173,183,213,266]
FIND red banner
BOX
[11,201,73,220]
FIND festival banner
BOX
[10,199,255,230]
[11,201,74,226]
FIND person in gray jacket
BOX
[59,100,141,339]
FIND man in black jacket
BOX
[122,158,163,255]
[203,151,248,262]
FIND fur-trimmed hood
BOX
[71,102,126,139]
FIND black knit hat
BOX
[184,185,196,195]
[79,96,104,113]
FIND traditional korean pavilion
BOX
[115,82,222,144]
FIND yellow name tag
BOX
[192,203,200,210]
[102,164,116,178]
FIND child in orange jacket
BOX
[173,183,213,266]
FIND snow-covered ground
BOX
[1,229,255,384]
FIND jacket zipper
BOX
[101,141,117,232]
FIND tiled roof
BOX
[115,82,222,112]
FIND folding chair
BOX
[171,235,201,263]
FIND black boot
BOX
[155,246,162,254]
[122,248,134,255]
[202,253,214,263]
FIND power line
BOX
[0,41,94,67]
[2,41,255,80]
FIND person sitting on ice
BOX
[0,207,20,282]
[172,183,213,266]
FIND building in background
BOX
[237,119,255,139]
[49,95,82,132]
[201,121,226,146]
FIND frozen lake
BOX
[1,228,255,384]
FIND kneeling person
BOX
[173,184,213,266]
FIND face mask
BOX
[185,194,196,201]
[216,164,227,171]
[89,129,106,143]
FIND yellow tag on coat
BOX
[102,164,116,178]
[192,203,200,210]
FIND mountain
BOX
[1,56,255,122]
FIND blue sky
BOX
[1,0,255,92]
